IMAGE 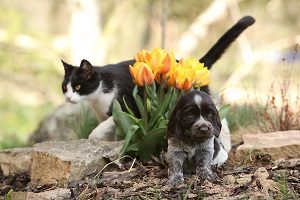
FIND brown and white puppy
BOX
[166,90,228,186]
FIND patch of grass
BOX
[228,46,300,134]
[154,185,162,200]
[275,172,299,200]
[226,104,259,133]
[4,189,14,200]
[68,104,99,139]
[0,133,27,149]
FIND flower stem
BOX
[143,87,148,131]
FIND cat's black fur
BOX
[62,59,139,116]
[62,16,255,139]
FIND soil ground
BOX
[1,147,299,199]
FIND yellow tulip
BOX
[194,67,210,87]
[129,62,154,86]
[180,58,210,87]
[132,49,210,89]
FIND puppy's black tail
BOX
[199,16,255,69]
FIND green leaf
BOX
[118,125,140,158]
[147,88,175,130]
[138,127,167,161]
[133,86,145,118]
[116,127,125,139]
[145,84,157,104]
[219,104,231,120]
[148,111,164,130]
[122,96,135,116]
[112,100,138,139]
[125,142,139,153]
[146,98,151,112]
[159,119,169,127]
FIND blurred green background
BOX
[0,0,299,149]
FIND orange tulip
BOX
[132,49,210,89]
[135,50,151,63]
[134,48,175,83]
[176,78,193,91]
[129,62,154,86]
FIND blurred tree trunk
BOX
[176,0,231,58]
[69,0,104,64]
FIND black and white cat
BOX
[61,16,255,140]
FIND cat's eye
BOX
[75,85,81,91]
[62,85,67,91]
[207,113,213,118]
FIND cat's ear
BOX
[61,60,73,75]
[79,59,94,80]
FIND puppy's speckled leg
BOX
[195,147,218,182]
[166,150,187,186]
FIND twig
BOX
[129,157,136,172]
[94,155,133,178]
[75,184,89,200]
[222,167,251,175]
[231,175,256,196]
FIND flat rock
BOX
[236,130,300,160]
[39,188,71,199]
[30,139,123,187]
[10,189,70,200]
[11,192,48,200]
[0,147,32,176]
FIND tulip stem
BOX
[143,87,148,131]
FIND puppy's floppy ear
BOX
[167,107,182,138]
[212,106,222,138]
[79,59,94,80]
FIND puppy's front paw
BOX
[167,174,184,187]
[197,167,219,183]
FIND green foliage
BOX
[113,84,179,161]
[4,189,14,200]
[226,104,258,132]
[0,133,27,149]
[219,104,230,121]
[68,104,99,139]
[0,7,61,149]
[275,172,299,200]
[0,97,53,149]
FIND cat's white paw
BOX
[88,117,116,141]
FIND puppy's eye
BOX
[75,85,81,91]
[207,113,213,118]
[187,112,194,118]
[62,85,67,91]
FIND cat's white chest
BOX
[87,82,116,121]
